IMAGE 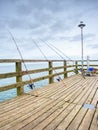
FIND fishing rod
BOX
[41,39,75,62]
[39,39,72,61]
[39,38,75,73]
[32,39,66,85]
[8,30,39,97]
[39,39,85,79]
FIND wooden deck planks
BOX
[54,79,97,130]
[78,85,98,130]
[0,76,80,129]
[0,75,98,130]
[90,109,98,130]
[67,79,98,130]
[2,80,82,129]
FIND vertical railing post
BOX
[75,61,78,74]
[64,60,67,78]
[16,62,24,95]
[48,61,53,83]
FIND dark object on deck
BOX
[86,73,91,76]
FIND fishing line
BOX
[39,39,76,73]
[39,39,85,79]
[40,39,73,62]
[8,30,39,97]
[39,39,75,73]
[40,39,66,61]
[45,40,74,62]
[32,39,66,85]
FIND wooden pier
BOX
[0,75,98,130]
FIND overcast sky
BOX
[0,0,98,60]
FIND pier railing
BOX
[0,59,98,96]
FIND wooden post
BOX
[64,60,67,78]
[75,61,78,74]
[16,62,24,95]
[48,61,53,83]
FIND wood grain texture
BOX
[0,75,98,130]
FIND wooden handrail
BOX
[0,59,66,63]
[0,59,98,96]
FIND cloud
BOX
[0,0,98,59]
[0,0,96,38]
[70,33,95,42]
[13,0,81,32]
[87,44,98,49]
[16,0,72,15]
[84,33,95,40]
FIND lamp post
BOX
[78,21,86,76]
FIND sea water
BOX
[0,62,67,102]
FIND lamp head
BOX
[78,21,86,28]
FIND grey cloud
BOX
[87,44,98,49]
[71,33,95,42]
[1,0,96,32]
[0,17,30,30]
[75,0,98,6]
[8,19,29,29]
[0,0,98,46]
[84,34,95,40]
[0,20,5,30]
[16,0,71,15]
[29,13,81,41]
[0,34,7,40]
[17,4,32,16]
[28,23,41,30]
[30,26,51,40]
[16,0,83,23]
[50,20,70,33]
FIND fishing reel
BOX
[56,77,62,82]
[27,83,35,90]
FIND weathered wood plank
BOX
[67,78,98,130]
[67,108,87,130]
[90,109,98,130]
[0,59,66,63]
[0,75,78,107]
[0,76,82,130]
[43,100,81,130]
[0,68,49,79]
[78,86,98,130]
[32,103,75,130]
[11,78,89,130]
[0,75,98,130]
[0,71,68,92]
[56,79,96,130]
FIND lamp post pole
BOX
[78,21,86,76]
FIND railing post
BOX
[16,62,24,95]
[64,60,67,78]
[48,61,53,83]
[75,61,78,74]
